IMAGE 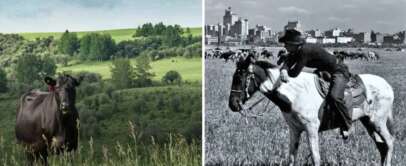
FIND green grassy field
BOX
[205,48,406,165]
[58,57,202,82]
[19,27,201,42]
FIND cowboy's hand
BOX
[280,69,289,83]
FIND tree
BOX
[110,58,135,89]
[58,30,79,56]
[79,34,90,58]
[163,25,182,47]
[174,24,184,35]
[15,53,56,85]
[115,40,140,58]
[186,27,191,34]
[134,23,154,37]
[54,54,70,67]
[0,68,8,93]
[79,33,116,61]
[134,54,154,87]
[154,22,167,36]
[162,70,182,84]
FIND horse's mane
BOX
[254,61,278,69]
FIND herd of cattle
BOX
[204,47,396,62]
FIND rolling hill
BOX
[58,57,202,82]
[18,27,201,42]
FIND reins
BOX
[235,65,278,124]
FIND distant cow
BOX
[220,50,236,62]
[367,51,380,61]
[260,49,273,59]
[16,75,80,166]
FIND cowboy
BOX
[278,29,352,139]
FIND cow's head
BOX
[45,75,80,112]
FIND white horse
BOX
[228,57,395,166]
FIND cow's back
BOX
[15,91,61,150]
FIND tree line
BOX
[57,22,200,61]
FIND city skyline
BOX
[205,7,405,46]
[205,0,406,33]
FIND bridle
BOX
[231,64,277,123]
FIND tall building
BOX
[375,33,384,44]
[247,24,273,43]
[325,28,342,38]
[232,19,243,37]
[223,7,238,27]
[243,19,249,37]
[284,21,302,32]
[229,18,249,38]
[307,29,322,37]
[354,32,371,43]
[221,7,249,40]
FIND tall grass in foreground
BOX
[0,122,201,166]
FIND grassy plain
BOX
[204,48,406,165]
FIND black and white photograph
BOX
[205,0,406,165]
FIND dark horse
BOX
[228,55,395,166]
[16,75,80,165]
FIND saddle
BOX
[314,71,367,131]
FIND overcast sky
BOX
[206,0,406,33]
[0,0,201,33]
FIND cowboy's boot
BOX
[340,128,350,140]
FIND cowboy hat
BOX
[278,29,305,45]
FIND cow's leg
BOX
[288,128,302,166]
[38,150,49,166]
[25,152,35,166]
[306,122,321,166]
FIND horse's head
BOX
[229,55,275,112]
[46,74,81,112]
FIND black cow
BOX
[16,75,80,166]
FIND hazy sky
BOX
[0,0,201,33]
[206,0,406,33]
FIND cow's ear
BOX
[74,76,82,86]
[44,76,56,86]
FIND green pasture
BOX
[58,57,202,82]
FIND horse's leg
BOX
[288,128,302,166]
[375,120,394,166]
[360,117,394,166]
[360,117,386,164]
[305,122,321,166]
